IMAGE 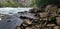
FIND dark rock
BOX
[29,8,41,13]
[20,16,27,19]
[7,20,11,22]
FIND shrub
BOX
[0,1,24,7]
[35,0,59,7]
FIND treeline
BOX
[35,0,60,7]
[0,1,24,7]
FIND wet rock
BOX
[19,13,38,19]
[7,20,11,22]
[29,8,41,13]
[20,16,28,19]
[34,13,40,19]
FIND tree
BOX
[35,0,59,7]
[0,1,24,7]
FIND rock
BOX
[23,19,32,25]
[29,8,41,13]
[45,5,58,13]
[22,23,28,27]
[57,8,60,14]
[40,18,48,21]
[50,13,57,16]
[39,12,49,18]
[54,26,59,29]
[56,17,60,25]
[35,25,40,28]
[31,26,39,29]
[47,24,55,27]
[25,27,31,29]
[15,26,21,29]
[19,13,38,19]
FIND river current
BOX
[0,7,32,29]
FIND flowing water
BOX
[0,7,32,15]
[0,7,33,29]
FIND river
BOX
[0,7,33,29]
[0,7,32,15]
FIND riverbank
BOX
[0,7,60,29]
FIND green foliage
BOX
[0,1,24,7]
[35,0,59,7]
[30,0,36,7]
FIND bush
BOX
[35,0,59,7]
[0,1,24,7]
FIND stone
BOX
[31,26,38,29]
[45,5,58,13]
[19,13,38,19]
[25,27,31,29]
[47,24,55,27]
[54,26,59,29]
[35,25,40,28]
[50,13,57,16]
[23,19,32,25]
[56,17,60,25]
[57,8,60,16]
[22,23,28,27]
[29,8,40,13]
[15,26,21,29]
[40,18,48,21]
[39,12,49,18]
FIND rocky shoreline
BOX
[16,7,60,29]
[0,7,60,29]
